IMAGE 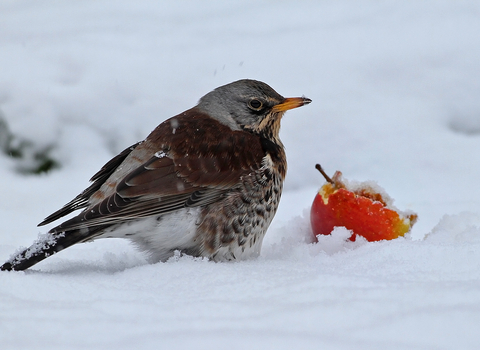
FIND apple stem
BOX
[315,164,334,184]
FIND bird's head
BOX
[197,79,311,142]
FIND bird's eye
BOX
[248,99,263,110]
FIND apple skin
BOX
[310,173,417,242]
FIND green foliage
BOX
[0,116,59,175]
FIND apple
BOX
[310,164,417,242]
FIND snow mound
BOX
[426,212,480,244]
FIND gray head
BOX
[197,79,311,135]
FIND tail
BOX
[1,228,103,271]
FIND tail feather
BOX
[1,228,104,271]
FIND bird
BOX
[1,79,311,271]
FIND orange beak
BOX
[272,97,312,112]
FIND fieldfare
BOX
[1,79,311,271]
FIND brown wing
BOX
[48,110,266,233]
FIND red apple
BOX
[310,164,417,242]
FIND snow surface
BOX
[1,1,480,349]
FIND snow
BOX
[1,0,480,349]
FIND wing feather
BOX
[38,142,141,226]
[47,110,267,234]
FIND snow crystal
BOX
[154,151,166,158]
[314,226,368,255]
[7,232,61,264]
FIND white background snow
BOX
[1,1,480,349]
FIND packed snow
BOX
[1,1,480,349]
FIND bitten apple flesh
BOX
[310,166,417,242]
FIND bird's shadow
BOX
[22,254,149,276]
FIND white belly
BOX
[99,207,201,262]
